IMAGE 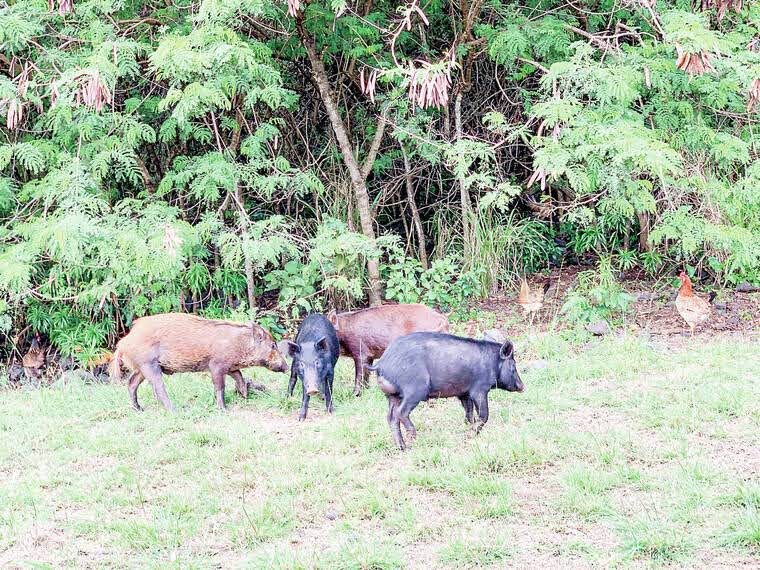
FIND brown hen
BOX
[22,333,45,378]
[675,271,713,337]
[517,278,550,326]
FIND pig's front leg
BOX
[473,392,490,434]
[287,364,298,397]
[229,370,248,399]
[458,395,475,425]
[325,371,335,414]
[298,383,310,421]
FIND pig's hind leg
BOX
[127,371,145,411]
[140,363,175,412]
[386,395,405,450]
[396,399,418,442]
[351,353,367,397]
[386,395,401,425]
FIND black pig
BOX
[280,314,340,421]
[369,332,524,450]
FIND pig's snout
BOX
[267,353,289,373]
[509,376,525,393]
[303,371,320,396]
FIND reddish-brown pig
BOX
[327,303,448,396]
[110,313,288,411]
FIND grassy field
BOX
[1,329,759,569]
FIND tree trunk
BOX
[454,92,474,260]
[297,18,382,306]
[401,145,428,269]
[637,210,651,252]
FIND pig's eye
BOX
[315,360,322,368]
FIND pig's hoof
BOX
[353,388,362,397]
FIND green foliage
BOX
[561,258,635,326]
[2,0,760,359]
[382,249,483,314]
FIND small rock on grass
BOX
[634,291,657,302]
[736,282,760,293]
[522,359,548,371]
[585,320,611,336]
[55,369,96,386]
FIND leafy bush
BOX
[561,258,635,326]
[383,250,483,314]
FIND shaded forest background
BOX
[1,0,759,364]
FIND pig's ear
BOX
[326,310,338,329]
[315,336,328,352]
[250,323,266,341]
[499,340,514,360]
[278,340,299,357]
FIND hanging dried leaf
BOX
[163,225,182,257]
[359,67,379,103]
[747,79,760,112]
[5,99,24,130]
[286,0,301,17]
[696,0,743,21]
[72,69,112,112]
[50,0,74,15]
[17,65,31,98]
[527,168,547,192]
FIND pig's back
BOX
[119,313,247,372]
[347,304,447,342]
[379,332,497,378]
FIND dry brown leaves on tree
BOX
[2,64,32,130]
[407,61,452,109]
[286,0,301,17]
[52,69,112,112]
[696,0,743,20]
[675,44,715,76]
[48,0,74,15]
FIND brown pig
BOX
[110,313,288,411]
[327,303,449,396]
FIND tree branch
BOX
[360,107,389,181]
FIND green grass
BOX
[1,333,759,568]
